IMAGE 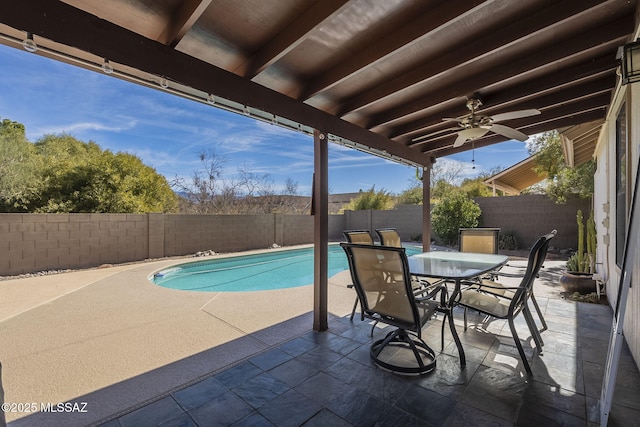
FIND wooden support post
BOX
[313,129,329,331]
[422,159,434,252]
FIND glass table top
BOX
[407,251,509,280]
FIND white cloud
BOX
[37,119,138,135]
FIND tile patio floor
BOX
[95,285,640,426]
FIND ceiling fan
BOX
[444,98,541,148]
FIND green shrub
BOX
[340,186,395,212]
[431,191,481,245]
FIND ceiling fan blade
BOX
[442,117,460,122]
[453,127,490,147]
[411,127,461,143]
[453,134,468,147]
[490,109,540,122]
[489,123,528,141]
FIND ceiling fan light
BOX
[459,127,489,140]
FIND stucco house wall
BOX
[594,67,640,366]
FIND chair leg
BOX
[463,307,468,331]
[529,293,548,332]
[371,328,400,358]
[440,311,446,350]
[405,331,427,371]
[349,296,358,321]
[508,317,532,375]
[370,329,436,375]
[370,321,379,337]
[523,306,544,349]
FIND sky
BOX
[0,43,533,196]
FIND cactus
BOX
[587,210,597,273]
[566,253,581,272]
[568,209,596,273]
[576,210,584,271]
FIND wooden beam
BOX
[396,69,615,142]
[0,0,428,166]
[419,92,611,153]
[158,0,212,47]
[299,1,485,100]
[366,18,631,128]
[239,0,347,78]
[336,0,609,117]
[427,109,606,158]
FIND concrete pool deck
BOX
[0,245,358,426]
[1,245,607,426]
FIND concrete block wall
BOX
[371,205,425,242]
[148,213,165,259]
[0,195,587,275]
[343,210,372,234]
[0,213,148,275]
[343,205,425,242]
[0,213,344,275]
[328,215,346,241]
[341,195,587,249]
[280,215,314,246]
[163,214,275,256]
[474,195,590,249]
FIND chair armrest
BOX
[416,283,449,306]
[492,271,523,278]
[412,277,446,296]
[491,263,547,279]
[493,271,544,279]
[474,282,523,291]
[413,277,446,286]
[465,282,525,300]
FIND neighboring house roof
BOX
[484,155,546,196]
[559,119,605,168]
[484,119,603,195]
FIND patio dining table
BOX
[407,251,509,367]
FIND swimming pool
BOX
[150,244,422,292]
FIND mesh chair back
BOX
[459,228,500,254]
[508,230,556,315]
[341,243,418,329]
[376,228,402,248]
[343,230,374,244]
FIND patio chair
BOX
[459,227,500,254]
[471,273,550,339]
[463,226,551,339]
[375,228,402,247]
[343,230,374,245]
[457,230,556,374]
[376,227,445,299]
[340,242,448,375]
[343,230,374,321]
[459,227,501,281]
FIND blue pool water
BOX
[151,244,422,292]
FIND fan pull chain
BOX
[472,142,475,169]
